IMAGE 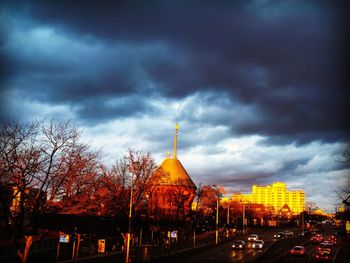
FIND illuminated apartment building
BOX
[231,182,305,215]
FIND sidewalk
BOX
[333,236,350,263]
[58,231,232,263]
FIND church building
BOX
[149,124,197,221]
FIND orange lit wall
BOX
[149,157,197,220]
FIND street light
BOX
[216,197,219,245]
[241,200,251,235]
[125,161,139,263]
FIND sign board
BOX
[59,234,70,243]
[170,231,177,238]
[346,221,350,234]
[98,239,105,253]
[268,220,277,227]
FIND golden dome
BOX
[152,157,196,189]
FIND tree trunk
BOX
[18,235,33,263]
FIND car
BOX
[290,245,305,255]
[322,241,334,247]
[248,234,259,242]
[283,230,293,236]
[298,231,311,237]
[311,234,324,243]
[313,250,332,262]
[232,240,246,249]
[316,242,334,254]
[327,236,337,245]
[274,232,287,239]
[252,240,264,249]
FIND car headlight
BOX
[239,245,242,248]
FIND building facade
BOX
[231,182,305,215]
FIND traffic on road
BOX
[180,221,348,263]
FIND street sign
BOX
[98,239,105,253]
[59,233,70,243]
[170,231,177,238]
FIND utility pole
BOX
[216,198,219,245]
[243,204,245,235]
[302,211,305,234]
[227,206,230,225]
[125,161,139,263]
[125,177,134,263]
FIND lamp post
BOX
[215,198,219,245]
[227,205,230,226]
[242,204,246,234]
[140,193,149,246]
[301,210,305,234]
[125,161,139,263]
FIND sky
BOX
[1,0,349,212]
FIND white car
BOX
[232,240,246,249]
[274,232,286,239]
[283,231,293,236]
[248,234,259,242]
[252,240,264,249]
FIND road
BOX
[49,224,350,263]
[179,224,350,263]
[258,223,349,263]
[181,227,297,263]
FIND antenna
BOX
[174,123,179,159]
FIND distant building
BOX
[0,184,46,226]
[149,124,197,221]
[231,182,305,215]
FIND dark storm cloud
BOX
[205,171,279,194]
[74,95,155,124]
[215,172,275,185]
[204,157,310,187]
[2,1,349,144]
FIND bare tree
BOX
[0,120,89,263]
[46,144,105,215]
[106,149,157,218]
[165,185,192,221]
[338,149,350,163]
[305,201,319,213]
[198,185,225,216]
[335,146,350,206]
